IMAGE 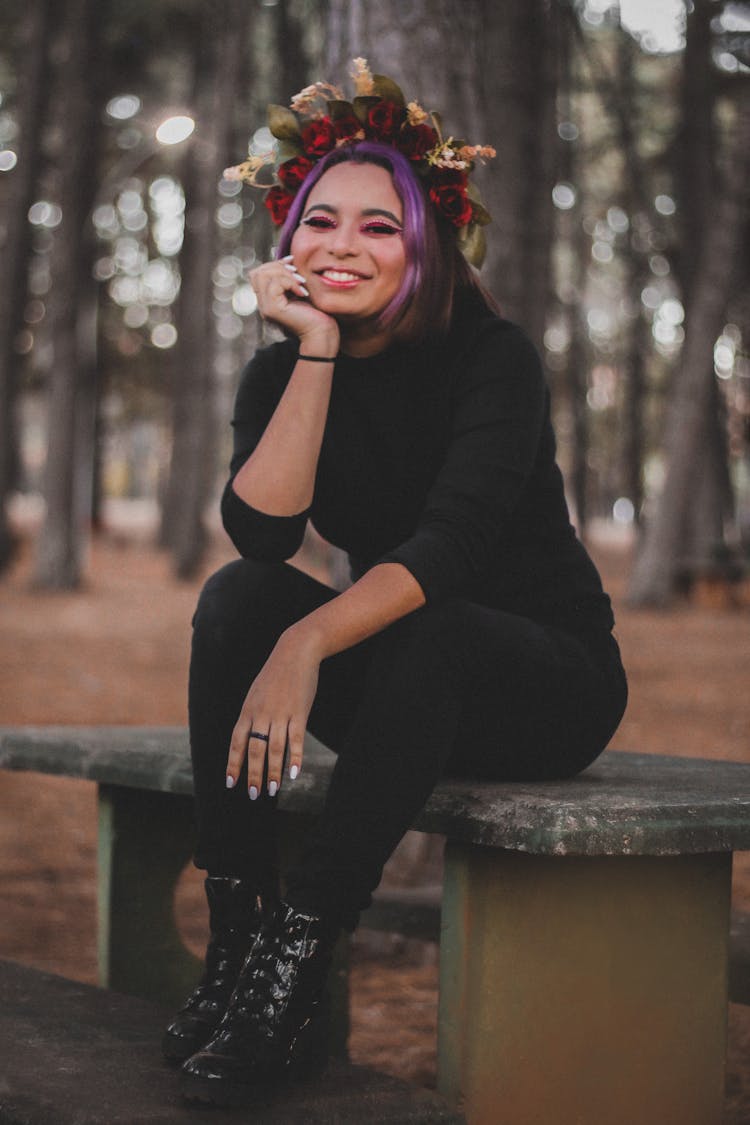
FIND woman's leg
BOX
[285,598,627,929]
[189,558,340,888]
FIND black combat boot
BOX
[161,876,271,1063]
[180,900,339,1106]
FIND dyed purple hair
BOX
[275,141,448,339]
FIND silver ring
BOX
[248,731,269,743]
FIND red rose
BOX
[264,186,294,226]
[300,117,337,158]
[429,183,473,227]
[366,100,405,142]
[433,168,469,188]
[277,156,314,191]
[333,113,365,144]
[397,123,438,161]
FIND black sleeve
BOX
[377,320,546,601]
[220,344,310,560]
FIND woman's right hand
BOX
[248,256,339,348]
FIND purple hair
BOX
[275,141,442,335]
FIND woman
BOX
[165,65,628,1106]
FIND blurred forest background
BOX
[0,0,748,599]
[2,0,750,1117]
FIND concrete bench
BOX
[2,725,750,1125]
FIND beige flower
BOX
[222,153,274,186]
[350,57,374,96]
[406,101,428,126]
[290,81,344,115]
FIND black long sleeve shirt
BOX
[221,298,615,636]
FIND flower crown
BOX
[224,58,496,268]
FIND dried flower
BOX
[350,57,374,95]
[290,81,344,116]
[428,139,469,170]
[406,101,429,126]
[457,144,497,163]
[223,153,275,186]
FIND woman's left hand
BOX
[226,628,320,798]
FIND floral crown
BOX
[224,58,496,268]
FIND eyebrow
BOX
[302,203,403,226]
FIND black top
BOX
[221,293,615,636]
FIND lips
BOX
[316,268,371,285]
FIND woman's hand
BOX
[226,628,322,798]
[248,256,339,348]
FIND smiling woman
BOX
[167,60,628,1110]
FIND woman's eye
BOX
[363,222,402,236]
[302,215,335,229]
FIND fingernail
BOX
[299,285,309,296]
[226,775,235,789]
[290,764,299,780]
[249,785,258,800]
[280,254,294,261]
[268,780,278,797]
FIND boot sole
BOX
[180,1055,328,1108]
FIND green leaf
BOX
[352,95,380,124]
[466,182,492,226]
[327,99,356,121]
[372,74,406,108]
[277,138,303,163]
[268,104,301,141]
[458,222,487,269]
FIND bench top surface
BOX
[2,725,750,857]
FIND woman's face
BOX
[290,162,406,331]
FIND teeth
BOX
[321,270,362,282]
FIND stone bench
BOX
[2,725,750,1125]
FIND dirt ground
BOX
[1,518,749,1121]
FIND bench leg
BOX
[98,784,201,1008]
[438,846,731,1125]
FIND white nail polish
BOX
[268,780,278,797]
[290,764,299,780]
[249,785,258,800]
[280,254,294,261]
[226,775,235,789]
[299,286,309,296]
[283,263,298,273]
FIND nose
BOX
[326,219,359,257]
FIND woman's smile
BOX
[316,267,372,287]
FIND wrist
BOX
[279,620,327,662]
[298,328,340,357]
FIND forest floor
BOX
[1,513,749,1121]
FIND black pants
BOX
[189,559,627,930]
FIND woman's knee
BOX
[192,559,286,647]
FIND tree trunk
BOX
[0,0,53,572]
[627,89,750,606]
[673,0,734,576]
[161,0,253,579]
[479,0,560,352]
[32,0,103,589]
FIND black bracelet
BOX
[298,353,337,363]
